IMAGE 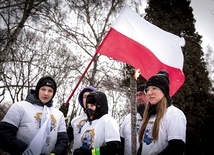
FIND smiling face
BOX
[38,86,54,104]
[145,86,164,105]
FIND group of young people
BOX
[0,70,187,155]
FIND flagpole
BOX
[65,52,98,106]
[130,71,137,155]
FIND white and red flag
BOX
[96,5,185,96]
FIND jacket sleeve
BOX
[67,125,74,142]
[0,122,28,155]
[120,137,125,155]
[51,131,69,155]
[157,139,185,155]
[100,141,121,155]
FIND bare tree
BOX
[0,0,57,99]
[0,29,79,104]
[36,0,133,116]
[0,0,145,119]
[36,0,123,82]
[0,0,58,58]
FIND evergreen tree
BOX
[144,0,214,154]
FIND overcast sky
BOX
[190,0,214,51]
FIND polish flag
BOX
[96,6,185,96]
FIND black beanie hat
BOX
[145,70,170,98]
[137,84,146,92]
[35,76,57,98]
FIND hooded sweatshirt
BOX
[68,86,96,152]
[75,91,121,155]
[0,77,68,155]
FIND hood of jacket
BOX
[25,89,53,107]
[86,91,108,121]
[78,86,96,109]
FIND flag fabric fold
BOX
[96,5,185,96]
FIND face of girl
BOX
[83,91,91,109]
[38,86,54,104]
[145,86,164,105]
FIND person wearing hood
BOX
[0,76,69,155]
[73,91,121,155]
[67,86,96,154]
[137,70,187,155]
[120,83,148,155]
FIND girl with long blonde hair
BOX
[137,70,186,155]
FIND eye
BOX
[152,87,158,91]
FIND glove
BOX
[73,148,83,155]
[67,125,74,142]
[73,148,91,155]
[59,103,69,117]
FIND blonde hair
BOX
[138,97,167,142]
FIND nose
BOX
[146,89,152,95]
[44,90,49,95]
